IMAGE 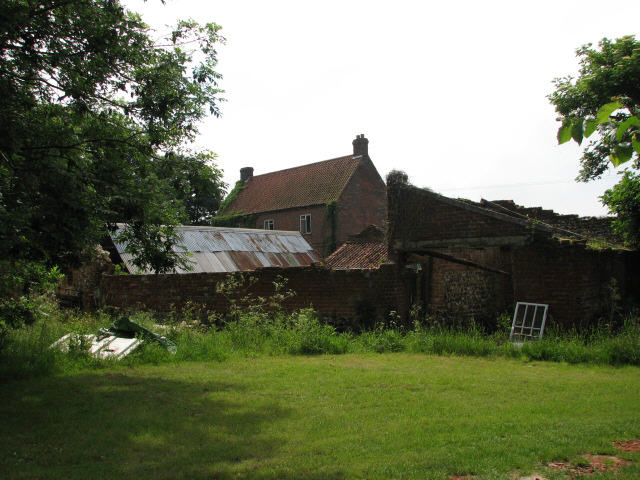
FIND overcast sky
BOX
[125,0,639,216]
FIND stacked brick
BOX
[100,264,405,326]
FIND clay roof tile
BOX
[222,155,362,215]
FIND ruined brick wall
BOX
[484,200,618,241]
[56,247,115,308]
[510,240,632,329]
[100,264,406,327]
[386,179,637,329]
[417,242,633,329]
[387,183,532,250]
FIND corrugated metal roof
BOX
[111,225,320,274]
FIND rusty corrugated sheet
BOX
[112,225,318,274]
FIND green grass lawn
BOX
[2,354,640,480]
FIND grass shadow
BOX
[0,370,317,480]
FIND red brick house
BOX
[218,135,387,256]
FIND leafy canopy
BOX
[0,0,226,273]
[549,35,640,178]
[549,35,640,244]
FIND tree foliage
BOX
[601,171,640,244]
[549,35,640,244]
[0,0,225,273]
[155,151,225,226]
[549,35,640,178]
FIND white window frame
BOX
[509,302,549,342]
[300,214,311,234]
[264,219,274,230]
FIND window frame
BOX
[299,214,311,234]
[264,219,274,230]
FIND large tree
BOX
[0,0,225,274]
[549,35,640,244]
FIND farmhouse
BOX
[217,134,387,256]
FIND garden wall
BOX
[99,264,406,328]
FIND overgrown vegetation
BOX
[210,180,259,227]
[216,180,247,214]
[209,212,256,228]
[3,290,640,382]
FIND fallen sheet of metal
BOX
[50,317,176,360]
[50,333,142,359]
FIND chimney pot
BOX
[240,167,254,183]
[352,134,369,156]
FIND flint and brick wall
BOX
[425,246,513,322]
[100,264,405,325]
[388,181,637,328]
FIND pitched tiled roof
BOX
[325,242,388,270]
[222,155,362,215]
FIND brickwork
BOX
[510,240,630,328]
[388,180,638,329]
[335,157,387,248]
[249,157,387,256]
[253,205,328,254]
[484,199,618,241]
[388,184,533,248]
[56,246,114,308]
[100,264,406,327]
[426,246,512,321]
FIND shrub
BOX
[355,328,405,353]
[285,309,349,355]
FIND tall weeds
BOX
[2,296,639,382]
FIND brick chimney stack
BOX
[240,167,254,183]
[352,134,368,156]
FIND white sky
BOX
[125,0,639,217]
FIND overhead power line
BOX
[440,179,576,192]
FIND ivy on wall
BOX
[210,213,257,228]
[217,181,246,214]
[325,200,338,256]
[211,181,256,228]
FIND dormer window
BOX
[300,214,311,234]
[264,219,274,230]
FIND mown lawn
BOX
[2,354,639,480]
